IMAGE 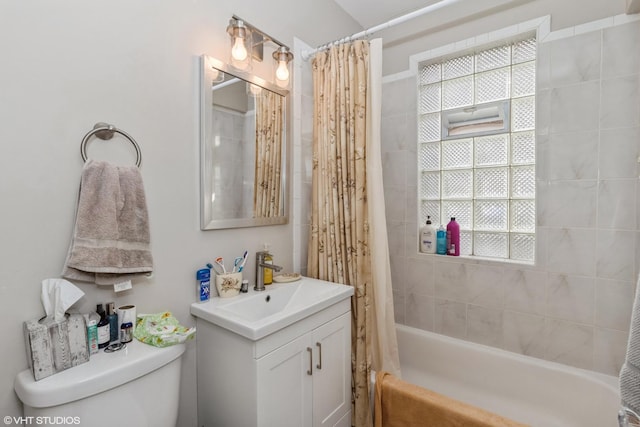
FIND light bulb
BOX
[275,60,289,82]
[231,37,248,62]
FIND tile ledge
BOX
[415,251,536,268]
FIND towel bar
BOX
[80,122,142,167]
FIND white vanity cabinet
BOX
[195,297,352,427]
[258,312,351,427]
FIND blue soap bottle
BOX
[436,225,447,255]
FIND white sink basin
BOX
[190,276,353,340]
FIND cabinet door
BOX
[311,312,351,427]
[257,333,313,427]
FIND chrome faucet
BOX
[255,250,283,291]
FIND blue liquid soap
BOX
[436,225,447,255]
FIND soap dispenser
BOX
[420,216,436,254]
[262,244,274,285]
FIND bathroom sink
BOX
[190,276,353,340]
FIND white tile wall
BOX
[599,128,640,179]
[548,31,601,87]
[383,18,640,376]
[503,310,546,357]
[602,21,640,78]
[545,131,599,181]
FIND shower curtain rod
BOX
[301,0,463,60]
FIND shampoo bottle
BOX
[96,304,110,349]
[446,217,460,256]
[106,302,118,343]
[436,225,447,255]
[420,216,437,254]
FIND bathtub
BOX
[396,324,621,427]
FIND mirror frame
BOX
[200,55,290,230]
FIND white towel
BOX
[62,160,153,285]
[620,274,640,415]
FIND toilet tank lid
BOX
[14,340,185,408]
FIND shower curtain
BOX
[308,38,400,427]
[254,89,284,217]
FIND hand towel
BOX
[62,160,153,285]
[374,371,528,427]
[620,274,640,416]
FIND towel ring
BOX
[80,122,142,167]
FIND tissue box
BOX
[23,313,89,381]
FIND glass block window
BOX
[418,37,536,261]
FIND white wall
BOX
[0,1,360,425]
[380,0,629,75]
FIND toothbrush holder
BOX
[215,272,242,298]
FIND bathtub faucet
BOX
[255,250,283,291]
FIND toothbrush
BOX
[232,257,243,273]
[237,250,248,272]
[215,257,226,274]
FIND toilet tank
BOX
[14,340,185,427]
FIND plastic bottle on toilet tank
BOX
[96,304,110,349]
[84,312,100,355]
[107,302,118,343]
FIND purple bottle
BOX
[446,217,460,256]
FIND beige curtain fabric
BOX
[367,39,401,379]
[308,40,373,427]
[254,90,284,217]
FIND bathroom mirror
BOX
[200,55,289,230]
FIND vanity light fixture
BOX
[226,15,294,87]
[227,18,251,71]
[273,46,293,88]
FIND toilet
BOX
[14,340,185,427]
